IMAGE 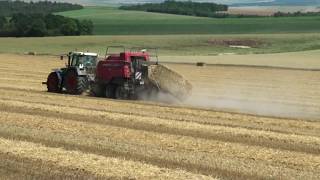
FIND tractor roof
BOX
[73,52,98,56]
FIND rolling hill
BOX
[57,7,320,35]
[20,0,320,6]
[232,0,320,6]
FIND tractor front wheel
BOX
[47,72,61,93]
[64,71,87,95]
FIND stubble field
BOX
[0,53,319,179]
[170,63,320,120]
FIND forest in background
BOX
[120,0,229,18]
[0,1,92,37]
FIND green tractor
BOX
[44,52,98,94]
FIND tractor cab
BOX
[67,52,98,69]
[66,52,98,81]
[45,51,99,95]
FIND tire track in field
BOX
[0,77,41,83]
[0,131,230,180]
[0,153,103,180]
[1,88,319,141]
[0,135,237,180]
[1,99,319,155]
[0,117,263,180]
[0,138,213,180]
[0,71,44,79]
[0,67,49,75]
[0,113,319,180]
[2,103,320,156]
[1,87,319,138]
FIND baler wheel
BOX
[105,85,115,98]
[64,71,87,95]
[91,84,105,97]
[115,85,129,100]
[47,72,61,93]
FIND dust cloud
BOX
[183,88,318,120]
[138,81,319,120]
[138,89,180,104]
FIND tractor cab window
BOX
[71,55,79,66]
[82,56,97,67]
[71,55,97,67]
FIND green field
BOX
[1,33,320,56]
[57,7,320,35]
[1,7,320,56]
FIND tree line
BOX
[0,0,83,16]
[119,0,320,19]
[0,1,93,37]
[0,14,93,37]
[119,0,228,18]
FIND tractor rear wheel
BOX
[47,72,61,93]
[64,70,87,95]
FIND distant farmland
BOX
[228,6,320,16]
[2,6,320,56]
[1,33,320,55]
[58,7,320,35]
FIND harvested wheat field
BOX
[0,53,319,179]
[169,63,320,120]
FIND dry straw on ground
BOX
[0,54,319,179]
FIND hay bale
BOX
[27,52,37,56]
[148,64,192,101]
[196,62,206,67]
